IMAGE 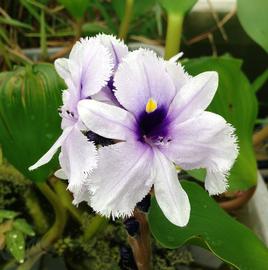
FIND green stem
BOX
[49,177,83,224]
[0,164,48,233]
[24,188,49,234]
[118,0,134,40]
[164,12,184,60]
[84,216,108,241]
[17,183,67,270]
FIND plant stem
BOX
[118,0,134,40]
[17,182,67,270]
[127,209,152,270]
[24,188,49,234]
[84,215,108,241]
[164,12,184,60]
[49,177,108,240]
[49,176,83,224]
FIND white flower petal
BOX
[168,52,184,63]
[161,111,238,194]
[96,34,128,68]
[90,142,154,218]
[168,71,218,123]
[153,150,190,227]
[54,58,70,81]
[205,171,229,195]
[54,168,67,179]
[68,38,113,97]
[164,111,238,172]
[60,127,98,201]
[164,59,191,91]
[91,86,121,106]
[114,48,176,117]
[78,99,137,141]
[29,126,73,171]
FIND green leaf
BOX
[148,181,268,269]
[0,64,64,182]
[252,69,268,93]
[13,219,35,236]
[237,0,268,53]
[57,0,89,19]
[187,168,206,182]
[0,210,18,220]
[158,0,197,15]
[183,56,258,191]
[6,230,25,263]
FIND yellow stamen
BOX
[145,98,157,113]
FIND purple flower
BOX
[29,34,128,204]
[78,49,238,226]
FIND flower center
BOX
[137,98,170,145]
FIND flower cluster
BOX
[30,34,238,227]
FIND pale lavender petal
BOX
[168,71,218,123]
[96,34,128,69]
[60,126,98,202]
[29,126,73,170]
[162,111,238,171]
[68,38,113,97]
[114,49,176,117]
[164,59,191,92]
[161,111,238,194]
[90,142,154,218]
[78,100,137,141]
[153,150,190,227]
[91,85,121,106]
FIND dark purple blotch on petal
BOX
[137,107,170,143]
[107,77,115,90]
[86,131,113,146]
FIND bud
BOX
[0,64,65,182]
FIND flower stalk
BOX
[118,0,134,40]
[127,209,152,270]
[164,12,184,60]
[49,176,84,224]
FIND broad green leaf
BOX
[158,0,197,14]
[57,0,89,19]
[0,64,64,182]
[13,219,35,236]
[183,56,258,191]
[252,69,268,93]
[148,181,268,269]
[237,0,268,53]
[187,168,206,181]
[0,210,18,220]
[112,0,156,20]
[6,230,25,263]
